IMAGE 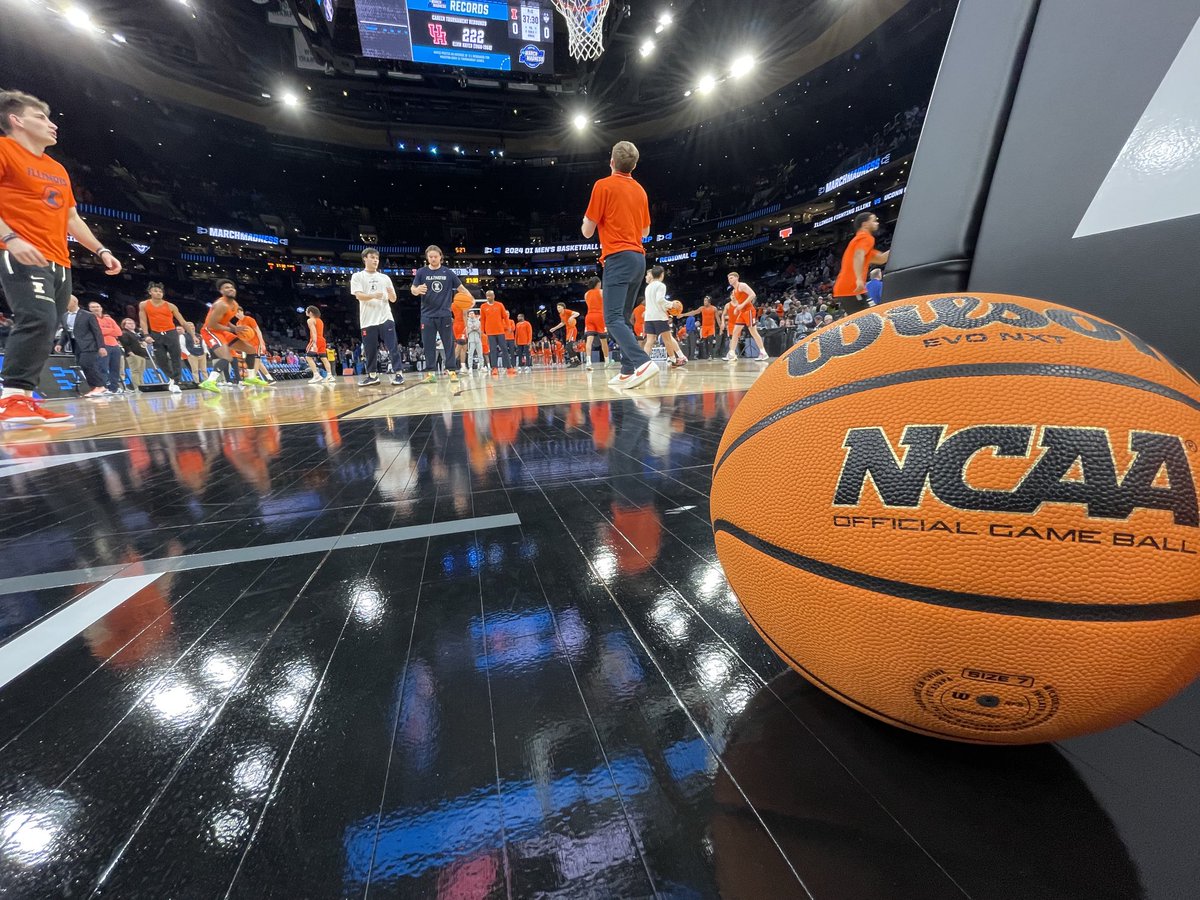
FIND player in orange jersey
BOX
[680,295,720,359]
[302,305,335,384]
[514,313,534,372]
[549,302,580,366]
[632,302,645,340]
[481,290,515,375]
[198,281,267,393]
[723,272,769,362]
[581,276,614,371]
[234,306,275,385]
[138,282,187,393]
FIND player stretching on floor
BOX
[582,277,613,370]
[198,282,267,393]
[723,272,769,362]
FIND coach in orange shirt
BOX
[582,141,657,389]
[480,290,514,374]
[832,211,889,316]
[0,90,122,423]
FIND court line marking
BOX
[0,574,163,690]
[0,513,522,596]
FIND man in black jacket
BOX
[54,295,108,398]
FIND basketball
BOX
[453,288,475,311]
[667,300,684,316]
[711,293,1200,744]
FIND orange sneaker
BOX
[506,368,517,377]
[0,395,72,424]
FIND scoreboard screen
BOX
[355,0,555,73]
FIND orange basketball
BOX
[667,300,684,316]
[711,293,1200,744]
[453,288,475,311]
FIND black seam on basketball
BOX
[736,600,1012,744]
[713,520,1200,622]
[713,363,1200,475]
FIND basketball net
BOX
[554,0,610,61]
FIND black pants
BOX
[0,253,72,391]
[421,315,458,372]
[362,320,401,374]
[601,251,651,374]
[103,345,124,391]
[149,330,182,382]
[75,349,106,389]
[836,294,870,317]
[514,344,531,367]
[487,334,511,369]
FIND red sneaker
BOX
[0,396,72,424]
[506,368,517,377]
[491,368,499,377]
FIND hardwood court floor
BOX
[0,361,768,447]
[0,360,1197,898]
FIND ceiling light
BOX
[572,113,588,131]
[696,74,716,94]
[657,11,673,27]
[730,54,755,78]
[63,5,94,30]
[281,92,300,107]
[112,33,126,43]
[640,39,656,58]
[261,92,272,99]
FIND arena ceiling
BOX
[0,0,942,155]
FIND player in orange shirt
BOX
[632,302,646,340]
[832,211,889,315]
[513,313,534,372]
[581,276,614,371]
[680,295,719,359]
[139,282,187,393]
[549,302,581,366]
[480,290,515,375]
[198,281,268,392]
[723,272,769,362]
[302,305,336,384]
[234,307,275,385]
[0,90,122,424]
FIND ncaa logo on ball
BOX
[519,44,546,68]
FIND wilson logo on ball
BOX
[833,425,1198,526]
[787,297,1196,383]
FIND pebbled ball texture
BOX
[711,293,1200,744]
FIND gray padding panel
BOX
[885,0,1040,301]
[968,0,1200,376]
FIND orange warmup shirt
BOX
[144,301,176,333]
[560,308,579,341]
[732,288,753,326]
[724,301,736,334]
[481,301,508,336]
[452,304,466,341]
[515,321,533,345]
[0,137,76,268]
[584,171,650,262]
[833,229,875,297]
[505,318,516,342]
[239,314,263,352]
[584,288,606,333]
[632,304,646,338]
[308,318,326,354]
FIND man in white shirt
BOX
[350,248,404,386]
[465,310,485,373]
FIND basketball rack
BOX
[553,0,611,61]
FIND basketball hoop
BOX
[554,0,611,61]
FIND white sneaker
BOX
[616,360,660,390]
[757,354,771,363]
[324,375,337,383]
[723,354,737,362]
[168,381,182,394]
[585,364,594,371]
[608,371,625,386]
